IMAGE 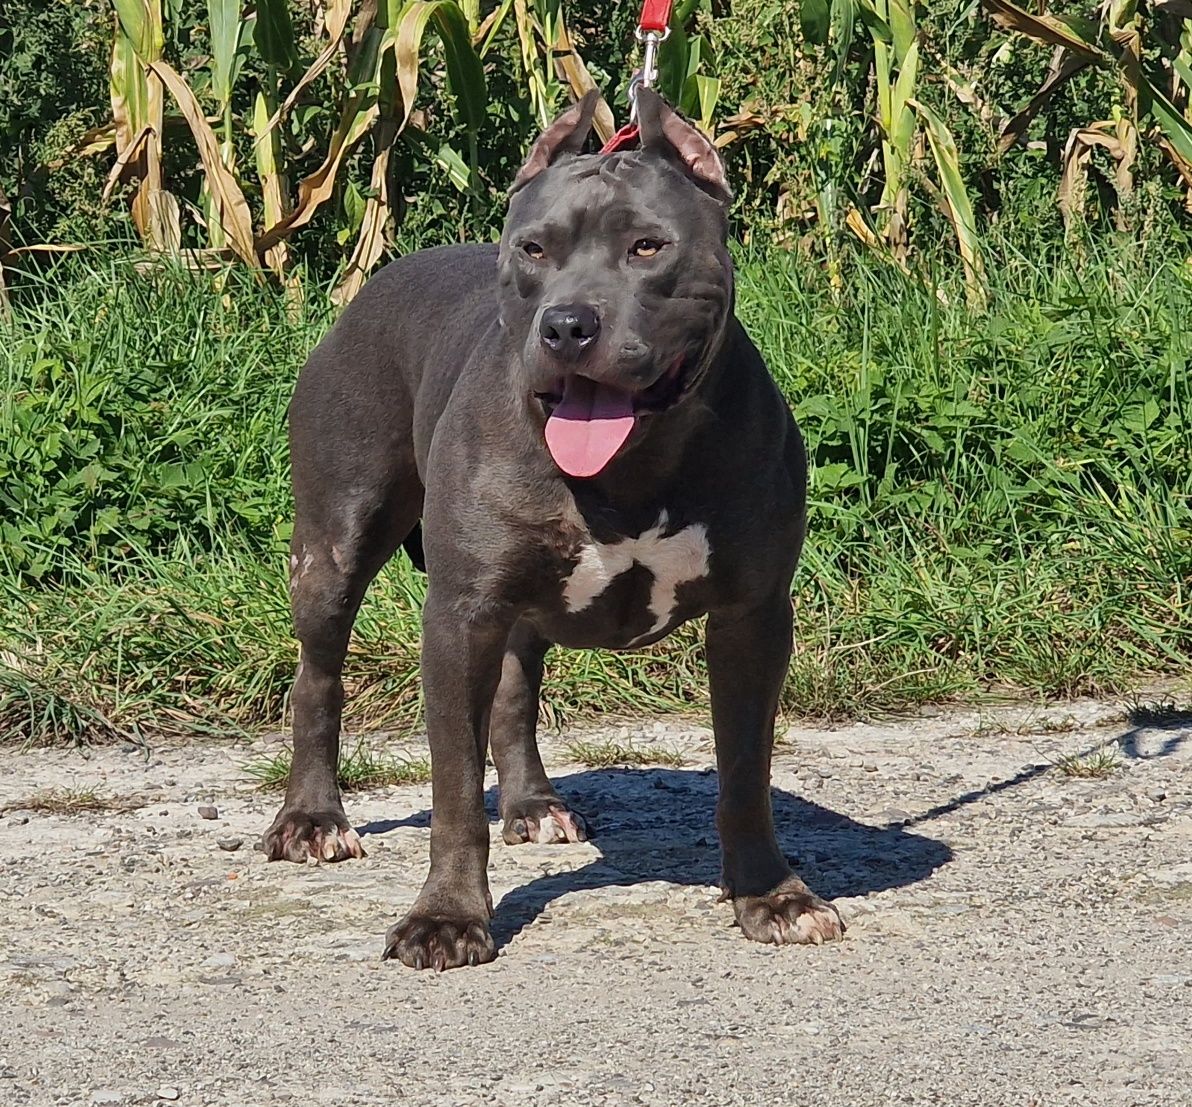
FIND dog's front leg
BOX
[706,591,845,946]
[383,587,509,970]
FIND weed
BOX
[564,739,685,769]
[4,787,142,815]
[973,712,1080,739]
[244,742,431,792]
[0,655,129,747]
[1124,698,1192,729]
[1053,746,1124,779]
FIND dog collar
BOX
[600,123,640,154]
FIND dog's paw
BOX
[501,800,589,846]
[383,913,496,971]
[258,809,366,863]
[732,877,845,946]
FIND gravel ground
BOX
[1,697,1190,1107]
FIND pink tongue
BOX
[545,376,636,478]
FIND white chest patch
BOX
[562,511,711,636]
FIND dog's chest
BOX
[546,510,711,648]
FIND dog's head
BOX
[497,88,734,478]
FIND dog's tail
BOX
[401,523,426,572]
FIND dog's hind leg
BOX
[262,358,423,863]
[489,621,589,846]
[261,525,406,862]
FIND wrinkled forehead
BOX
[504,153,720,243]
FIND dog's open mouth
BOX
[534,360,691,478]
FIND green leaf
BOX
[1121,396,1160,433]
[800,0,831,45]
[1142,68,1192,171]
[855,0,893,45]
[113,0,164,59]
[434,142,471,192]
[694,75,721,132]
[388,2,488,134]
[659,24,691,107]
[911,98,986,307]
[888,0,916,63]
[208,0,245,105]
[343,180,366,231]
[830,0,858,78]
[813,462,866,490]
[252,0,298,72]
[1173,55,1192,93]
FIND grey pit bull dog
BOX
[261,88,845,970]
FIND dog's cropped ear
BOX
[510,90,600,193]
[635,87,731,203]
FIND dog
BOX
[261,88,844,969]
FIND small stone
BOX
[1147,788,1167,803]
[217,837,242,852]
[6,815,29,826]
[90,1091,125,1106]
[156,1087,180,1101]
[197,805,218,820]
[862,761,878,772]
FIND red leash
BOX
[599,0,674,153]
[638,0,674,34]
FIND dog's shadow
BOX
[358,767,952,950]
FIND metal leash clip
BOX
[628,25,670,122]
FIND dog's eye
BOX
[630,239,664,258]
[522,242,546,261]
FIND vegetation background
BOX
[1,0,1189,745]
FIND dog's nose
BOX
[539,304,600,361]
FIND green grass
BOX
[1,230,1190,743]
[243,742,432,791]
[1053,745,1124,780]
[563,739,686,768]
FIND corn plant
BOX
[786,0,987,304]
[80,1,722,301]
[986,0,1192,223]
[108,0,178,253]
[0,1,723,302]
[658,0,722,132]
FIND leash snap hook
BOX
[629,26,669,123]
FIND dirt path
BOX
[1,698,1190,1107]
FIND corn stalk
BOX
[85,1,718,302]
[986,0,1192,215]
[852,0,986,303]
[109,0,179,253]
[252,0,300,276]
[867,0,918,257]
[332,0,488,303]
[203,0,249,251]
